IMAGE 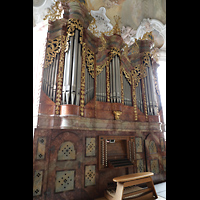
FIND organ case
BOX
[34,1,166,200]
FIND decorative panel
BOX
[36,137,46,160]
[86,137,96,156]
[55,170,75,193]
[149,140,157,154]
[135,137,143,152]
[137,159,144,173]
[85,165,96,187]
[33,170,43,196]
[150,159,159,174]
[57,141,76,160]
[160,138,165,152]
[162,157,166,171]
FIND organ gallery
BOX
[33,1,166,199]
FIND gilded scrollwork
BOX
[131,75,137,121]
[55,35,66,115]
[106,60,110,102]
[44,35,63,68]
[80,42,86,117]
[86,47,95,78]
[65,18,83,52]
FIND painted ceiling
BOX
[33,0,166,50]
[33,0,166,29]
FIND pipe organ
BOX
[34,1,165,200]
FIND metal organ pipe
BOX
[75,43,82,106]
[42,53,59,103]
[143,66,158,115]
[62,51,69,104]
[96,67,106,102]
[149,66,158,115]
[109,60,113,103]
[112,57,116,103]
[109,55,121,103]
[53,54,59,103]
[144,72,150,115]
[64,36,74,104]
[115,56,121,103]
[146,67,153,115]
[50,58,56,100]
[71,29,79,105]
[103,67,106,102]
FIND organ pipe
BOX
[64,36,74,104]
[143,66,158,115]
[109,60,113,102]
[96,67,106,102]
[75,43,82,106]
[71,29,79,104]
[123,74,132,106]
[109,55,121,103]
[53,54,59,102]
[42,53,59,103]
[112,57,116,103]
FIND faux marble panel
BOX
[149,140,157,154]
[33,170,43,196]
[36,137,46,160]
[85,165,96,187]
[86,137,96,156]
[57,141,76,160]
[135,137,143,152]
[55,170,75,193]
[137,159,144,173]
[150,159,159,174]
[162,157,166,171]
[160,138,165,152]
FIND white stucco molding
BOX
[136,18,166,50]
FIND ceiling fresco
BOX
[33,0,166,51]
[85,0,166,30]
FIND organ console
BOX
[34,1,166,200]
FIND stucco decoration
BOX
[121,26,137,47]
[88,7,113,37]
[136,18,166,50]
[33,0,54,26]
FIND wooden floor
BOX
[95,182,166,200]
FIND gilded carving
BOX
[55,35,66,115]
[131,75,137,120]
[113,111,122,120]
[141,79,148,120]
[43,0,64,22]
[106,61,110,102]
[86,47,95,78]
[65,18,83,52]
[80,42,86,116]
[44,35,62,68]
